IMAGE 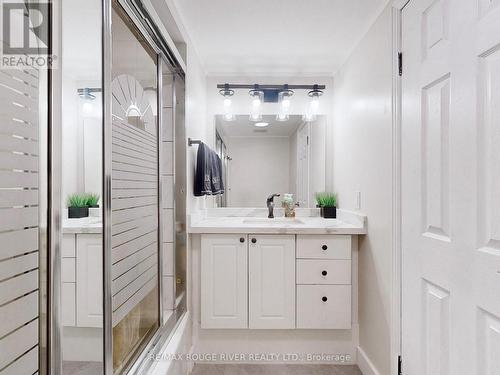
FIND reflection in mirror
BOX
[61,0,103,374]
[215,114,326,208]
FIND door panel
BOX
[77,234,103,327]
[402,1,500,374]
[110,5,160,373]
[249,235,295,329]
[201,234,248,329]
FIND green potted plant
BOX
[67,193,89,218]
[315,192,337,219]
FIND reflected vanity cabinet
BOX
[200,234,353,330]
[62,233,103,328]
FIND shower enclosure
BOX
[0,0,187,374]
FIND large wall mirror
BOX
[215,114,326,208]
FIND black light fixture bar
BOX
[216,84,326,90]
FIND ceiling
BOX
[172,0,388,75]
[217,115,303,138]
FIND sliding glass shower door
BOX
[110,5,159,373]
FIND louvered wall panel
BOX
[0,65,40,374]
[111,117,158,326]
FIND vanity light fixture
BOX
[254,122,269,127]
[216,83,326,121]
[277,86,293,122]
[219,84,235,121]
[249,85,264,122]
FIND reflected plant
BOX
[67,193,87,208]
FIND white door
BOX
[297,123,310,207]
[76,234,103,327]
[402,1,500,374]
[201,234,248,329]
[248,235,295,329]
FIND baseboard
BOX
[357,347,381,375]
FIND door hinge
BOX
[398,52,403,76]
[398,355,403,375]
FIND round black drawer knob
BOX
[240,237,245,243]
[322,245,328,251]
[251,238,257,244]
[322,296,328,302]
[322,270,328,276]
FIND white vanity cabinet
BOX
[201,234,248,329]
[200,232,354,330]
[248,235,295,329]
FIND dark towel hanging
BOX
[194,142,225,196]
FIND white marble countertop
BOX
[189,208,367,235]
[63,217,102,234]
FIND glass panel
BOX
[0,3,48,374]
[111,5,159,373]
[60,0,103,374]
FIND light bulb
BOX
[222,93,234,121]
[249,90,264,122]
[255,122,269,127]
[277,89,293,122]
[310,95,320,112]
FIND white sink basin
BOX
[243,217,305,225]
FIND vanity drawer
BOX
[62,234,76,258]
[296,285,351,329]
[297,235,351,259]
[296,259,351,285]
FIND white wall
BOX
[332,5,393,375]
[226,136,290,207]
[185,50,211,213]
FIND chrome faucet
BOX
[266,193,281,218]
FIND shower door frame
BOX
[102,0,186,374]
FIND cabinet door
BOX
[249,235,295,329]
[201,234,248,329]
[76,234,103,328]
